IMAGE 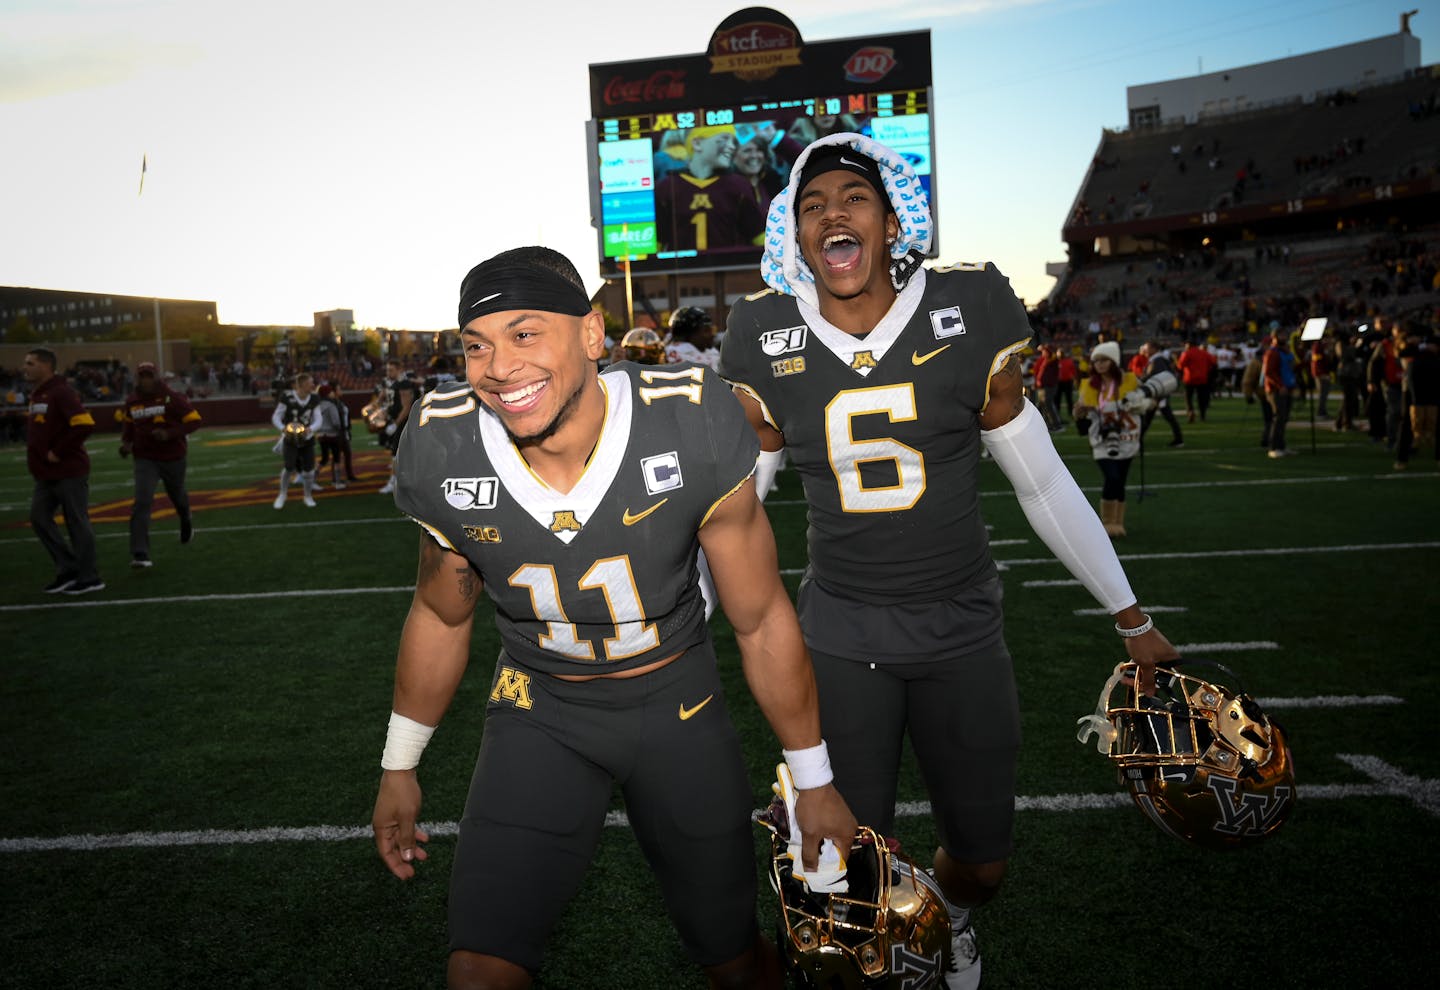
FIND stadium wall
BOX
[1127,31,1420,127]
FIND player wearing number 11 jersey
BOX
[720,135,1180,989]
[369,246,855,990]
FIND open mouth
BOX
[495,380,547,410]
[821,232,862,272]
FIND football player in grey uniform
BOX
[370,246,856,990]
[719,135,1180,989]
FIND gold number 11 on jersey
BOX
[509,557,660,662]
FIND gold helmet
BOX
[1077,660,1296,850]
[760,807,949,988]
[282,420,310,444]
[619,327,667,364]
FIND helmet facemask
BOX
[1078,661,1296,849]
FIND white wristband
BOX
[782,741,833,790]
[381,711,436,770]
[1115,613,1154,638]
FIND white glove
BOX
[383,421,398,438]
[771,762,848,894]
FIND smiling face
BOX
[734,139,767,178]
[690,132,737,172]
[461,308,608,448]
[795,169,899,305]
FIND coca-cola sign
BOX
[845,46,897,83]
[602,69,687,107]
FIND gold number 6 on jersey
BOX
[824,384,927,513]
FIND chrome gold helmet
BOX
[282,420,309,444]
[760,807,949,988]
[619,327,666,364]
[1077,660,1296,849]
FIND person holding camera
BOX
[1073,341,1175,537]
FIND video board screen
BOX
[587,10,934,277]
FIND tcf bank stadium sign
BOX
[589,6,930,115]
[709,18,802,81]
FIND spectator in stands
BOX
[1262,334,1298,458]
[117,362,202,567]
[23,348,103,595]
[1176,340,1217,422]
[1136,341,1184,448]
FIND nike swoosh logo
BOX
[622,499,667,526]
[839,156,860,167]
[469,291,502,309]
[678,695,713,720]
[912,344,951,366]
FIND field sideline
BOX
[2,397,1436,988]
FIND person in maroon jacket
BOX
[117,362,202,567]
[23,347,103,595]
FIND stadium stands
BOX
[1041,66,1440,346]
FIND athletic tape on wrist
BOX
[782,740,833,790]
[381,711,436,771]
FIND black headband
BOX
[797,144,890,206]
[457,260,591,327]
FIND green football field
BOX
[2,393,1436,989]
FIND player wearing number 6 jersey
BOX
[369,246,855,990]
[719,135,1180,989]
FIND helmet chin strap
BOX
[1076,661,1131,754]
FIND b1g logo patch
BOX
[642,452,684,495]
[771,356,806,378]
[443,477,499,510]
[929,306,967,339]
[760,325,808,356]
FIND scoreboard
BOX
[587,9,934,277]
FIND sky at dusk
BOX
[2,0,1430,330]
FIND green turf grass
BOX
[1,393,1435,988]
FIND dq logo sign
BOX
[845,46,897,83]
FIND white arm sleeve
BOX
[980,400,1137,614]
[753,447,784,503]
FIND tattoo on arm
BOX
[995,355,1027,419]
[418,533,479,603]
[456,566,478,602]
[417,534,448,585]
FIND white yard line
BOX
[3,751,1425,853]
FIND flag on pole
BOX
[138,154,147,196]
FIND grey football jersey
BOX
[720,264,1032,607]
[394,362,758,676]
